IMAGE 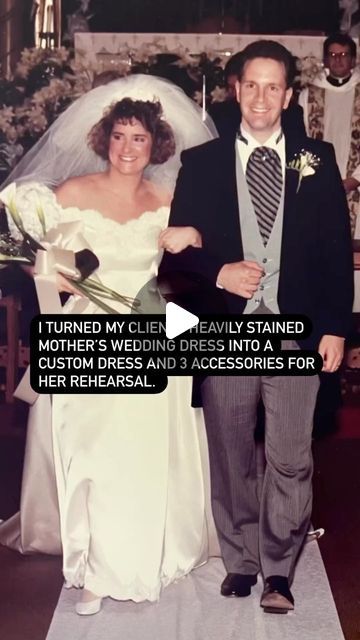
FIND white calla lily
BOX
[0,182,17,207]
[302,165,315,177]
[287,149,320,193]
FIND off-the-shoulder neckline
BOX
[17,182,170,229]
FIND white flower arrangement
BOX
[296,55,324,87]
[0,183,139,313]
[0,42,345,172]
[15,47,70,79]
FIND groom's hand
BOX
[216,261,264,298]
[318,335,345,373]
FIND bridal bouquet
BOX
[0,187,140,314]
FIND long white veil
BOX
[3,74,217,192]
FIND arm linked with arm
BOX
[159,149,225,285]
[159,146,263,301]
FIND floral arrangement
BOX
[0,47,76,173]
[0,184,139,313]
[296,56,324,87]
[0,43,328,177]
[0,44,228,174]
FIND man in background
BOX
[299,32,360,234]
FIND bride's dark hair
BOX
[88,98,176,164]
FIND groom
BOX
[159,40,354,613]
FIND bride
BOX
[0,75,218,615]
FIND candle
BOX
[46,4,53,32]
[202,75,206,122]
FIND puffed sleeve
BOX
[0,182,62,242]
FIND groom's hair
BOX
[236,40,297,88]
[88,98,176,164]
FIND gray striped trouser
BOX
[201,339,320,580]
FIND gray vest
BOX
[235,149,284,314]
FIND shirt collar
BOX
[236,125,286,175]
[237,126,283,150]
[326,74,352,87]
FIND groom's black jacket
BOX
[159,134,354,411]
[159,132,354,353]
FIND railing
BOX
[75,32,327,65]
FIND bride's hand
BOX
[56,273,83,296]
[159,226,202,253]
[23,266,83,296]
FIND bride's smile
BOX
[109,120,152,175]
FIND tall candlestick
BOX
[46,4,53,33]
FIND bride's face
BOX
[108,119,152,175]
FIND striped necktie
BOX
[245,146,282,246]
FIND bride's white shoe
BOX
[75,590,102,616]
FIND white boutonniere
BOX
[287,149,320,193]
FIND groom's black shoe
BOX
[260,576,294,614]
[220,573,257,597]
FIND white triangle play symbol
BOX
[165,302,199,339]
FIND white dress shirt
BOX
[236,126,286,178]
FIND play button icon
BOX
[165,302,199,339]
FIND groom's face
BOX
[235,57,292,143]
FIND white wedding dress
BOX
[1,182,218,601]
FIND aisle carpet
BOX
[46,541,344,640]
